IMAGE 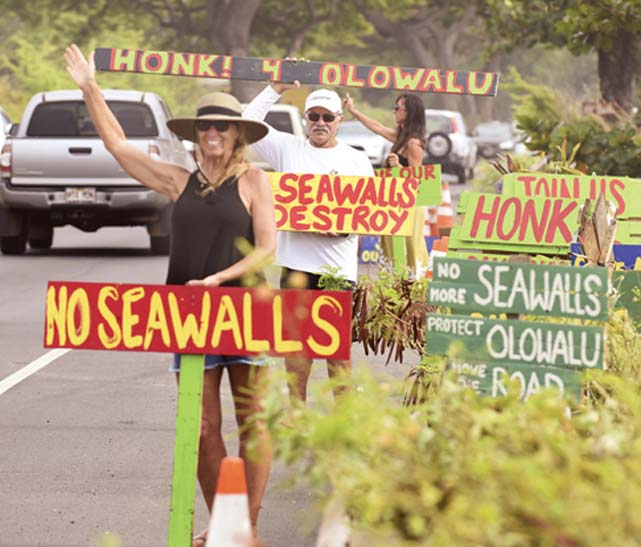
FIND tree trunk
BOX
[598,31,639,111]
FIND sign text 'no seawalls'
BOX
[94,48,500,96]
[45,282,352,360]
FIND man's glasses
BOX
[195,120,231,132]
[306,112,337,123]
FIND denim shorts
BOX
[169,353,269,372]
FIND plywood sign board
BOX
[502,173,641,219]
[44,282,353,360]
[424,257,610,401]
[428,257,608,320]
[94,48,500,96]
[269,172,419,236]
[374,164,442,206]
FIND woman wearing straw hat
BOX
[65,44,275,546]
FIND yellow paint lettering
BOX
[210,295,243,350]
[196,54,219,77]
[112,48,136,71]
[261,58,282,81]
[67,289,90,346]
[243,293,269,352]
[392,67,423,90]
[306,295,343,357]
[421,69,443,92]
[171,52,196,76]
[97,286,122,349]
[445,71,464,94]
[46,285,67,346]
[140,50,170,73]
[122,287,145,349]
[467,71,495,96]
[272,295,303,353]
[168,291,211,350]
[143,292,171,350]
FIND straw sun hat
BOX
[167,92,268,144]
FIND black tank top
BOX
[387,153,409,167]
[165,171,255,286]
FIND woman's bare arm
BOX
[405,138,425,167]
[342,93,397,142]
[65,44,189,201]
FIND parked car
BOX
[472,120,526,159]
[0,107,11,155]
[337,120,392,167]
[423,108,477,184]
[242,103,305,170]
[0,89,195,255]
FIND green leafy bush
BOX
[259,310,641,546]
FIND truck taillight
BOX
[0,143,11,178]
[148,143,161,160]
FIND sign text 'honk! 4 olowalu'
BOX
[44,282,352,360]
[94,48,500,96]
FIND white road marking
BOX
[0,349,70,395]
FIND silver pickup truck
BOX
[0,89,195,255]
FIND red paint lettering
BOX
[316,175,334,202]
[610,178,626,215]
[290,205,310,231]
[518,175,536,195]
[388,210,409,235]
[275,174,299,204]
[497,198,521,240]
[519,199,550,242]
[399,178,418,207]
[311,205,332,231]
[333,177,365,206]
[274,204,287,229]
[298,174,315,205]
[369,211,387,232]
[359,179,378,205]
[351,206,370,232]
[331,207,351,231]
[545,200,577,243]
[470,195,500,238]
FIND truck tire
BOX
[29,225,53,250]
[150,235,170,255]
[1,235,27,255]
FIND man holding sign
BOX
[243,78,374,402]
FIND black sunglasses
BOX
[306,112,337,123]
[195,120,231,132]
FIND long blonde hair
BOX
[198,129,251,195]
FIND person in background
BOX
[65,44,276,547]
[343,92,429,272]
[243,79,374,403]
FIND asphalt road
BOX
[0,225,425,547]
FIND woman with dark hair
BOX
[343,93,429,271]
[65,44,275,546]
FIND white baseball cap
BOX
[305,89,342,114]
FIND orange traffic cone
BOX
[205,457,252,547]
[436,182,453,236]
[424,206,439,237]
[426,236,449,278]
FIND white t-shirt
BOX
[243,86,374,282]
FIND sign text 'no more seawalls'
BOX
[94,48,500,96]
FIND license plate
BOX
[65,187,96,203]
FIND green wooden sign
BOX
[612,270,641,325]
[426,314,605,369]
[501,173,641,219]
[445,250,562,265]
[448,225,569,256]
[374,164,442,206]
[429,257,609,320]
[450,360,583,402]
[457,192,582,247]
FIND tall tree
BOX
[485,0,641,110]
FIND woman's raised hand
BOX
[343,93,355,114]
[64,44,95,89]
[386,152,400,167]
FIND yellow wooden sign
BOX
[269,172,419,236]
